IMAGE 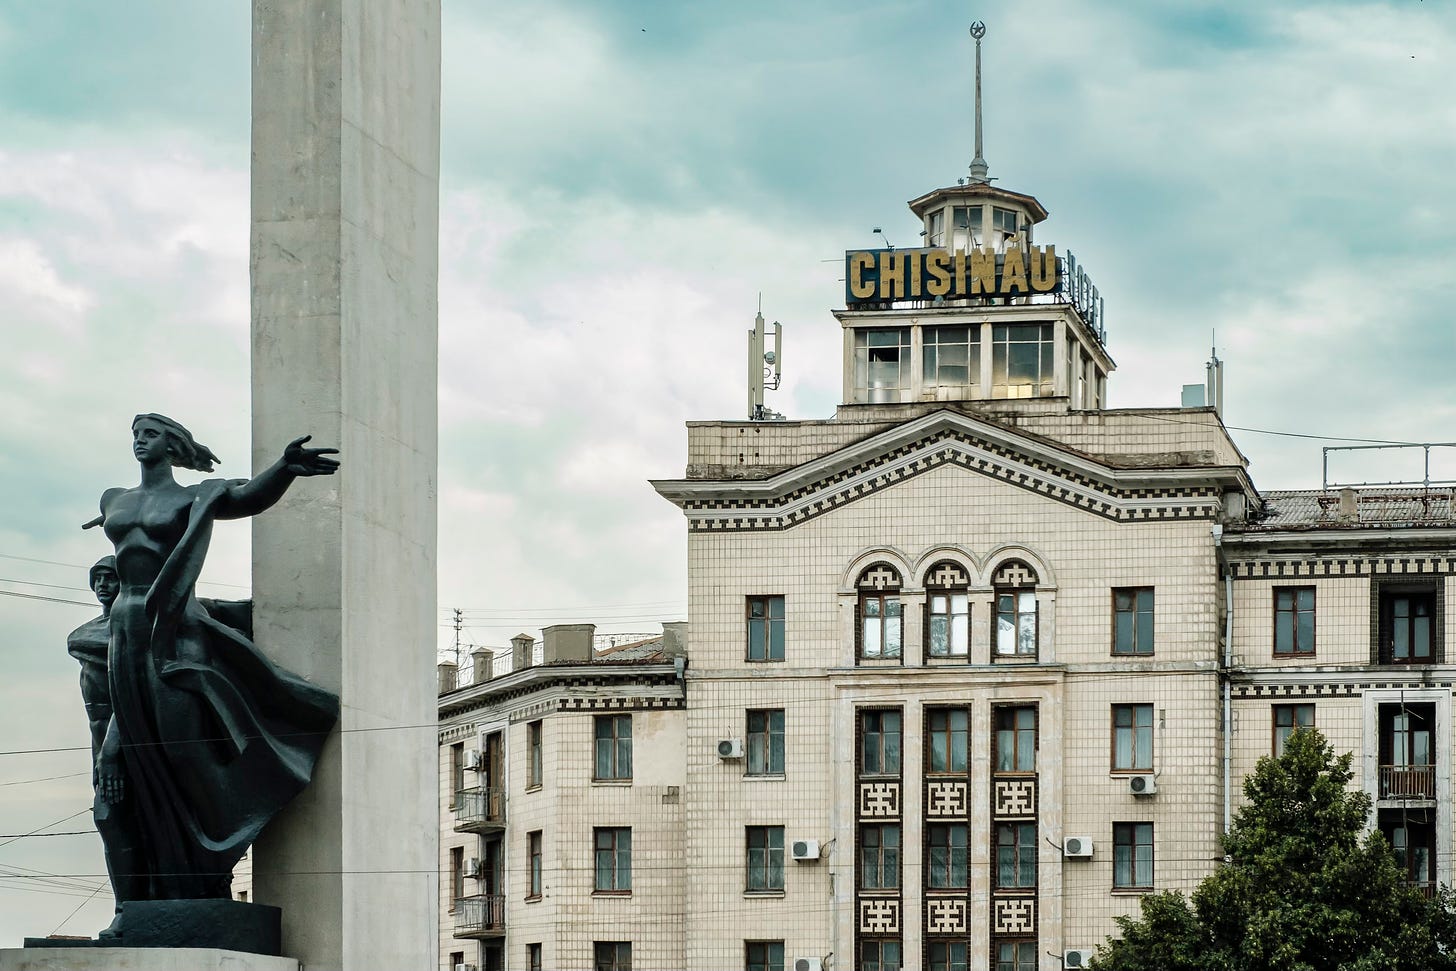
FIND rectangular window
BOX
[594,714,632,781]
[951,204,983,250]
[1272,704,1315,757]
[927,209,946,248]
[854,328,912,399]
[450,952,464,971]
[449,846,463,910]
[528,944,542,971]
[746,826,785,892]
[928,942,968,971]
[860,592,903,659]
[746,595,786,661]
[859,940,902,971]
[925,823,969,889]
[594,942,631,971]
[450,742,465,806]
[923,325,979,390]
[995,590,1037,658]
[527,720,543,789]
[992,206,1019,239]
[995,941,1036,971]
[995,821,1037,889]
[1112,704,1154,772]
[745,941,785,971]
[527,830,542,898]
[1383,589,1435,663]
[925,707,969,774]
[1113,587,1155,656]
[927,590,970,657]
[990,323,1054,398]
[1274,587,1316,656]
[859,823,900,890]
[593,827,631,892]
[994,706,1037,773]
[1113,822,1154,889]
[860,710,902,776]
[746,709,786,776]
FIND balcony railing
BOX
[453,893,506,938]
[453,786,505,831]
[1380,764,1436,799]
[1409,880,1436,899]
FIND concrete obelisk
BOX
[248,2,440,969]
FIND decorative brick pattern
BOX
[857,565,902,590]
[859,781,901,819]
[992,896,1036,935]
[925,896,968,935]
[926,562,970,588]
[858,897,901,935]
[992,561,1039,587]
[992,779,1036,818]
[925,780,970,818]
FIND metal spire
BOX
[968,21,990,184]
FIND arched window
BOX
[856,563,903,661]
[924,561,971,658]
[992,560,1039,660]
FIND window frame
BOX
[858,823,901,890]
[1273,586,1316,657]
[449,742,465,808]
[994,587,1038,660]
[1111,704,1154,773]
[925,571,971,659]
[925,707,969,775]
[925,822,970,889]
[593,941,632,971]
[526,719,543,790]
[853,327,912,399]
[859,709,903,777]
[994,940,1037,971]
[746,708,786,777]
[745,826,785,893]
[1383,588,1437,664]
[1112,821,1154,890]
[745,940,785,971]
[922,324,979,391]
[927,941,968,971]
[592,827,632,894]
[859,590,904,660]
[1272,703,1315,757]
[527,829,543,899]
[746,595,786,662]
[593,714,633,782]
[1112,587,1155,656]
[994,820,1037,890]
[990,322,1054,399]
[993,705,1037,774]
[859,939,902,971]
[449,845,463,911]
[528,943,543,971]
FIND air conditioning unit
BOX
[1064,949,1094,969]
[1128,774,1157,796]
[791,839,821,861]
[456,964,478,971]
[792,958,822,971]
[717,738,745,760]
[462,748,483,771]
[463,857,484,879]
[1063,836,1094,858]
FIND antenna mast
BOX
[968,21,989,184]
[747,306,784,421]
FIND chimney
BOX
[471,647,493,683]
[511,633,535,672]
[660,621,689,658]
[1338,487,1358,523]
[542,624,595,664]
[437,660,458,695]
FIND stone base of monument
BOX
[6,899,287,965]
[0,946,299,971]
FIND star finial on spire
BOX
[968,21,990,184]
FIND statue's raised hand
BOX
[97,753,124,805]
[283,435,341,477]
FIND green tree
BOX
[1091,728,1456,971]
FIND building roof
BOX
[1239,488,1456,531]
[593,635,669,663]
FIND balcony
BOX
[1379,764,1436,800]
[453,786,505,832]
[452,893,506,938]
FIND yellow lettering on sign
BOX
[1002,248,1028,294]
[908,251,923,295]
[878,251,905,300]
[970,247,997,295]
[1030,245,1058,293]
[848,252,875,299]
[954,248,968,295]
[926,249,951,297]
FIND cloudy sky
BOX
[1,0,1452,942]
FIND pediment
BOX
[652,410,1246,532]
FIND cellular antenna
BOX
[968,21,990,184]
[747,305,785,421]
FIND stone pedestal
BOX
[21,900,280,956]
[248,1,441,969]
[0,948,298,971]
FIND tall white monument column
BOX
[248,2,440,969]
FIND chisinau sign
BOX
[844,245,1061,303]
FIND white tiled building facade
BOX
[435,176,1455,971]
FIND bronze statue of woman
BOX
[84,414,341,904]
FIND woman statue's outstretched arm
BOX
[218,436,340,520]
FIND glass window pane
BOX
[1275,611,1294,653]
[748,623,765,659]
[1296,610,1313,652]
[1115,611,1134,652]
